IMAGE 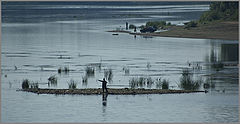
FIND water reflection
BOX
[102,93,108,107]
[204,40,239,94]
[221,44,239,61]
[102,93,108,114]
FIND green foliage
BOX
[184,21,198,28]
[129,24,136,29]
[167,22,172,26]
[199,1,238,23]
[186,21,197,27]
[22,79,30,89]
[146,21,166,28]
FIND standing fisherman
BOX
[98,78,108,93]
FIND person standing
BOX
[98,78,108,93]
[126,22,128,30]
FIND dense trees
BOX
[199,1,238,23]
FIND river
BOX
[1,1,238,123]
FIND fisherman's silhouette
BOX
[98,78,108,93]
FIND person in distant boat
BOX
[98,78,108,93]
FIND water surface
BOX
[1,1,238,123]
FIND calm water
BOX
[1,1,239,123]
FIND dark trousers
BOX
[102,85,108,93]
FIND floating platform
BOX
[18,88,206,95]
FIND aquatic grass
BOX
[68,79,77,89]
[104,68,113,82]
[123,67,130,75]
[58,66,70,74]
[22,79,30,89]
[82,75,88,86]
[48,75,57,86]
[162,79,169,89]
[146,77,154,88]
[178,69,202,90]
[155,78,169,89]
[30,82,39,89]
[155,78,162,89]
[85,66,95,77]
[129,77,146,88]
[129,77,139,89]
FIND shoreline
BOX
[18,88,206,95]
[108,21,239,41]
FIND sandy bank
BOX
[109,21,239,40]
[18,88,206,95]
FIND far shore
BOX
[108,21,239,41]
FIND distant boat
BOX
[112,33,119,35]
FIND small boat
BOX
[112,33,119,35]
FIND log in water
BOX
[18,88,206,95]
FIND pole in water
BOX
[126,22,128,30]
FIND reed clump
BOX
[155,78,169,89]
[58,66,70,74]
[68,79,77,89]
[129,77,169,89]
[104,68,113,82]
[22,79,30,89]
[178,69,202,90]
[48,75,57,86]
[85,66,95,77]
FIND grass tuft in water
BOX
[123,67,130,75]
[146,77,154,88]
[22,79,30,89]
[30,82,39,89]
[129,77,146,89]
[68,79,77,89]
[58,66,70,74]
[85,66,95,77]
[162,79,169,89]
[178,69,202,90]
[155,78,169,89]
[48,75,57,86]
[82,76,88,86]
